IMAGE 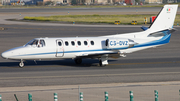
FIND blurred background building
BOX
[1,0,43,5]
[145,0,162,3]
[0,0,178,6]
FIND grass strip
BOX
[24,14,180,25]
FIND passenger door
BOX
[56,39,64,57]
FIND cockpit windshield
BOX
[25,39,45,47]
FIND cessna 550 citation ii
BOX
[1,5,178,68]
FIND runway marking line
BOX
[109,61,180,66]
[0,71,180,80]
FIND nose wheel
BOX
[19,60,24,68]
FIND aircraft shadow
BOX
[0,59,117,68]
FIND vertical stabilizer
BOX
[147,5,178,33]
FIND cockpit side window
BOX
[25,40,38,46]
[40,40,45,47]
[25,39,45,47]
[32,40,38,45]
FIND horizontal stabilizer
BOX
[141,26,149,31]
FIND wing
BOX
[75,51,125,59]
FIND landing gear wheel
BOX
[99,60,106,67]
[19,62,24,68]
[99,60,102,66]
[74,58,82,64]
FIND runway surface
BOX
[0,24,180,87]
[1,7,180,13]
[0,7,164,13]
[1,6,180,25]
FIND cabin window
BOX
[84,41,88,45]
[65,41,69,46]
[58,42,62,46]
[71,41,75,46]
[90,41,94,45]
[78,41,81,46]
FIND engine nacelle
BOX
[105,38,136,50]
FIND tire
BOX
[99,60,106,67]
[99,60,102,66]
[19,62,24,68]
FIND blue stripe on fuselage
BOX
[133,34,171,48]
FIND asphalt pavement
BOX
[0,24,180,87]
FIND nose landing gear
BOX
[19,60,24,68]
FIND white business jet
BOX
[1,5,178,68]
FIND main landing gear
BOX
[74,56,108,67]
[99,55,108,66]
[18,58,108,67]
[19,59,24,68]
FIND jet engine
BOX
[105,38,137,50]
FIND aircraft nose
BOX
[1,51,10,59]
[1,46,24,60]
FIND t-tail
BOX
[144,4,178,36]
[122,5,178,53]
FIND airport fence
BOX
[2,89,180,101]
[1,85,180,101]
